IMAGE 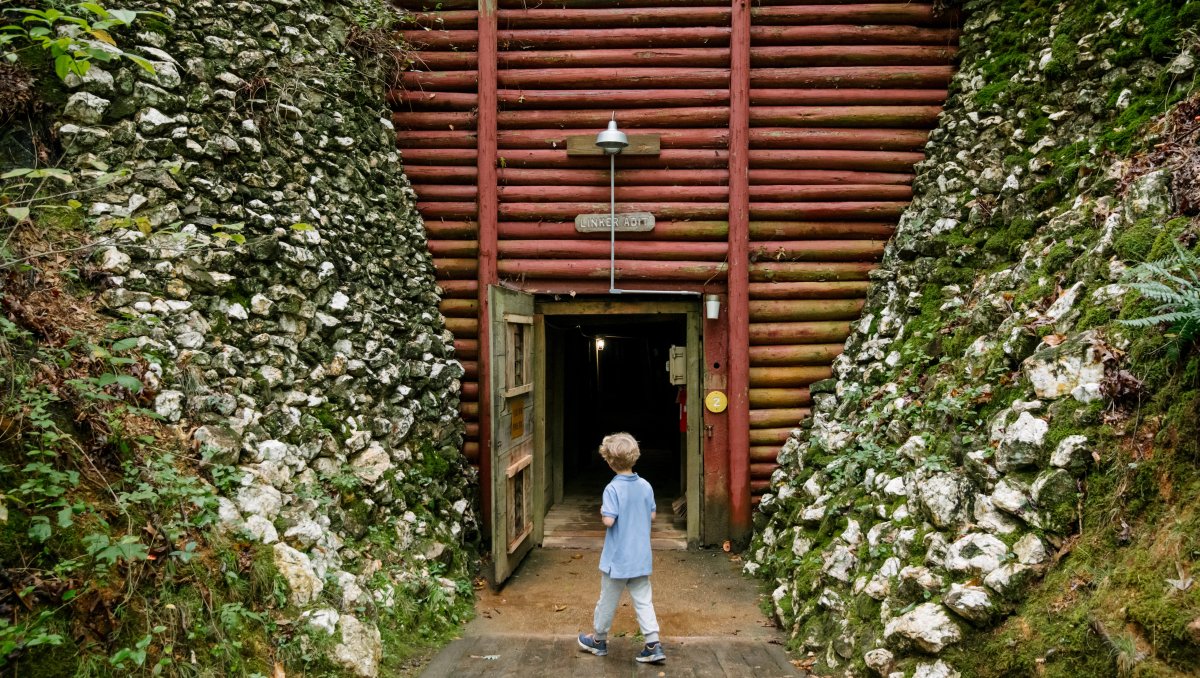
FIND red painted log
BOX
[461,382,480,399]
[497,259,727,281]
[748,222,894,240]
[749,321,852,344]
[498,128,728,150]
[498,168,729,186]
[401,166,478,184]
[748,240,887,262]
[750,463,778,479]
[750,106,941,128]
[498,220,728,241]
[748,299,866,322]
[498,48,730,69]
[751,4,946,26]
[461,361,479,381]
[749,446,781,463]
[497,149,728,169]
[749,366,833,388]
[428,239,479,257]
[497,7,731,29]
[497,68,730,89]
[397,29,479,50]
[416,52,480,70]
[748,281,870,300]
[749,151,922,172]
[749,428,794,445]
[749,388,812,408]
[749,185,911,201]
[402,10,479,30]
[464,442,480,463]
[417,202,477,218]
[395,0,476,12]
[749,343,844,366]
[748,128,926,150]
[433,257,479,278]
[749,261,876,282]
[477,0,500,534]
[439,298,479,317]
[729,0,753,542]
[412,185,478,201]
[748,201,908,219]
[460,401,479,420]
[749,169,912,185]
[392,112,477,131]
[439,280,480,299]
[504,279,716,295]
[498,239,728,261]
[497,0,730,8]
[749,45,957,68]
[445,318,479,338]
[750,66,955,89]
[397,70,478,90]
[498,89,729,109]
[499,201,727,220]
[396,130,478,149]
[498,26,730,50]
[389,90,479,110]
[749,408,811,428]
[749,24,959,46]
[749,88,948,107]
[498,184,727,202]
[424,220,479,238]
[453,338,479,359]
[401,150,478,166]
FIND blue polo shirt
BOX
[598,473,656,579]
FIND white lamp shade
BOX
[705,294,720,320]
[595,119,628,153]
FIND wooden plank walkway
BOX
[542,494,689,550]
[420,635,801,677]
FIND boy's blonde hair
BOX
[599,432,640,471]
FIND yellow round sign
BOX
[705,391,728,413]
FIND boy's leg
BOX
[626,576,660,644]
[592,573,625,641]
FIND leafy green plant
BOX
[0,3,158,80]
[1120,241,1200,342]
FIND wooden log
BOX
[461,361,479,380]
[439,280,480,299]
[401,166,478,183]
[748,201,908,219]
[439,298,479,317]
[749,344,843,366]
[498,239,728,261]
[499,201,727,220]
[750,366,832,388]
[498,168,729,186]
[751,4,945,26]
[400,149,478,166]
[505,279,715,294]
[749,127,930,151]
[749,261,876,282]
[460,401,479,420]
[751,66,955,89]
[428,239,479,258]
[498,47,729,69]
[749,299,866,322]
[499,26,729,50]
[433,257,479,278]
[729,0,753,541]
[750,463,778,479]
[497,0,730,8]
[396,29,479,50]
[464,442,480,464]
[749,88,948,107]
[749,408,811,428]
[748,222,894,240]
[748,240,887,262]
[749,151,922,172]
[496,149,728,169]
[389,90,479,110]
[498,184,727,202]
[454,338,479,359]
[750,45,957,68]
[748,281,870,299]
[396,0,477,12]
[750,446,780,463]
[397,70,478,90]
[417,202,477,218]
[395,130,478,149]
[749,428,794,446]
[751,480,771,495]
[423,220,479,238]
[749,388,812,409]
[416,52,480,70]
[497,68,729,89]
[749,321,852,345]
[749,185,911,202]
[393,112,477,131]
[750,170,911,186]
[498,220,728,241]
[496,6,731,29]
[498,89,729,109]
[498,128,728,150]
[401,10,479,30]
[412,184,478,201]
[750,106,942,128]
[497,258,727,281]
[749,24,959,46]
[461,382,480,399]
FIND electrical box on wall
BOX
[666,346,686,385]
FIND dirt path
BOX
[420,548,801,677]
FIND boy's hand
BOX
[602,515,615,527]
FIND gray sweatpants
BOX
[592,573,661,644]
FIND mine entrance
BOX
[536,300,702,550]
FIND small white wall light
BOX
[705,294,721,320]
[596,337,606,350]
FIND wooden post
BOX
[728,0,752,545]
[477,0,498,535]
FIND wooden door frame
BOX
[533,298,704,546]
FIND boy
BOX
[577,432,666,664]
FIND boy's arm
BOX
[601,485,618,527]
[602,515,616,527]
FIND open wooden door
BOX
[488,285,536,583]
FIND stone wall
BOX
[749,1,1199,676]
[54,2,475,675]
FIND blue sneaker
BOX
[577,633,608,656]
[635,641,666,663]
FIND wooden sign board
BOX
[575,212,656,233]
[565,134,661,156]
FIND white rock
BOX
[991,477,1033,519]
[254,439,290,463]
[64,92,110,124]
[984,562,1031,595]
[841,519,862,546]
[883,476,907,496]
[1022,337,1106,401]
[284,520,325,548]
[244,515,278,543]
[973,495,1019,535]
[250,293,273,315]
[237,483,283,519]
[305,608,340,635]
[1014,533,1048,565]
[883,603,962,653]
[822,544,858,583]
[154,390,185,422]
[995,411,1048,471]
[943,584,995,625]
[944,533,1008,576]
[352,443,393,484]
[273,543,324,605]
[897,435,927,461]
[912,660,961,678]
[333,615,383,677]
[918,472,968,529]
[1044,282,1084,321]
[1051,435,1090,471]
[330,291,350,311]
[864,648,895,676]
[96,247,131,274]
